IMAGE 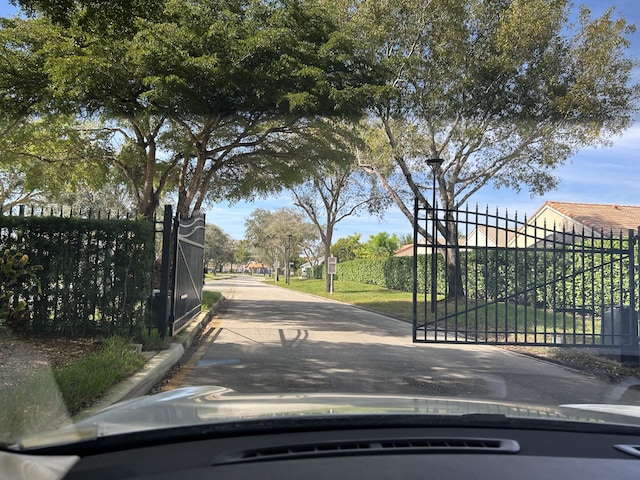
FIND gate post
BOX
[412,197,419,341]
[622,229,640,365]
[157,205,173,338]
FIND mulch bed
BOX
[0,333,101,389]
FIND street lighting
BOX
[426,158,443,313]
[285,234,293,285]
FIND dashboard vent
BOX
[213,438,520,464]
[614,445,640,458]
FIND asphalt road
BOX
[169,275,640,406]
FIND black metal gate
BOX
[412,199,640,360]
[156,205,205,336]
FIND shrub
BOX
[0,215,154,335]
[0,249,42,331]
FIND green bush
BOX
[0,215,154,336]
[0,249,42,331]
[336,255,446,294]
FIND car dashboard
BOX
[8,417,640,480]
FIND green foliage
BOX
[202,290,222,310]
[0,214,154,335]
[245,208,317,266]
[474,239,635,314]
[233,239,251,267]
[3,1,381,218]
[336,254,445,294]
[137,327,171,351]
[0,335,145,444]
[353,0,639,297]
[330,234,362,262]
[0,248,42,331]
[53,337,145,415]
[357,231,401,258]
[312,264,324,279]
[204,224,234,272]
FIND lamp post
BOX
[285,234,293,285]
[426,158,443,313]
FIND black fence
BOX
[0,205,153,335]
[413,200,640,360]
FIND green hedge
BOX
[0,215,154,335]
[476,242,634,313]
[336,243,634,314]
[336,255,446,293]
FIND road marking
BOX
[196,358,241,367]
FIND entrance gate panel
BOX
[412,200,639,355]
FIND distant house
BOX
[463,225,517,248]
[416,201,640,252]
[394,238,445,257]
[509,201,640,248]
[245,261,269,274]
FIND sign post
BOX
[327,256,337,294]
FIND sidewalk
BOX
[75,297,225,420]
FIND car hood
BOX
[17,386,640,449]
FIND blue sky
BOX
[1,1,638,241]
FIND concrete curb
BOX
[75,296,226,420]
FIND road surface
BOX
[166,275,640,406]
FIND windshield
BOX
[1,0,639,451]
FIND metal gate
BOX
[412,199,640,360]
[156,205,205,336]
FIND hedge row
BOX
[336,255,445,293]
[335,244,634,314]
[0,215,154,335]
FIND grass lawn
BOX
[0,336,145,446]
[265,277,418,320]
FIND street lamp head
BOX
[426,158,444,168]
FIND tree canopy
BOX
[350,0,639,297]
[244,208,317,268]
[1,0,381,219]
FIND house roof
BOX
[394,238,445,256]
[466,225,517,247]
[531,201,640,235]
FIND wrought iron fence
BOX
[413,200,640,359]
[1,205,153,335]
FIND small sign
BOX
[326,256,337,275]
[274,261,280,268]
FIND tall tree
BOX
[4,1,380,219]
[330,234,362,263]
[244,208,317,274]
[233,239,251,270]
[352,0,639,298]
[204,224,235,273]
[357,232,401,259]
[290,122,387,291]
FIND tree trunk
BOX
[324,226,333,293]
[443,210,465,300]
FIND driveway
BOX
[168,275,640,406]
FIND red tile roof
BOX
[534,201,640,235]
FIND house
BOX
[245,261,269,274]
[432,201,640,251]
[509,201,640,248]
[463,225,517,248]
[394,238,446,256]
